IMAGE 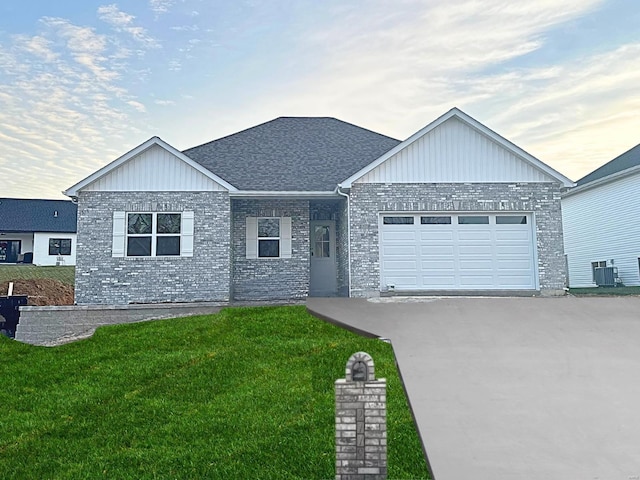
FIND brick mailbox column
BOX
[335,352,387,480]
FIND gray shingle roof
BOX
[0,198,77,233]
[182,117,401,191]
[577,143,640,186]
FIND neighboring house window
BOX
[591,261,606,282]
[245,217,292,259]
[111,211,194,258]
[49,238,72,256]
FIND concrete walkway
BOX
[307,296,640,480]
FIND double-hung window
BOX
[112,211,194,258]
[49,238,72,256]
[257,218,281,257]
[245,217,292,259]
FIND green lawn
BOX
[0,265,75,285]
[0,306,430,479]
[569,286,640,296]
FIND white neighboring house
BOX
[562,143,640,287]
[0,198,78,266]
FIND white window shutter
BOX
[281,217,292,258]
[246,217,258,259]
[181,211,194,257]
[112,211,126,257]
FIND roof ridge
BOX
[182,117,399,153]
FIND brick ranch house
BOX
[64,108,574,304]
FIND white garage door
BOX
[380,213,536,290]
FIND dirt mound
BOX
[0,279,74,306]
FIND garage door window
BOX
[458,215,489,224]
[496,215,527,224]
[383,216,414,225]
[421,216,451,225]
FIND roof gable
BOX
[341,108,574,187]
[183,117,400,192]
[577,142,640,186]
[0,198,77,233]
[64,137,236,197]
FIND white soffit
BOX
[341,108,575,187]
[64,137,237,196]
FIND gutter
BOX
[229,190,340,200]
[336,184,352,297]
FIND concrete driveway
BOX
[307,296,640,480]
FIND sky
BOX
[1,0,639,199]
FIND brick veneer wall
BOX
[75,191,231,304]
[231,199,310,301]
[349,183,567,297]
[336,352,387,479]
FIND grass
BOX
[0,306,430,479]
[0,265,75,285]
[569,286,640,296]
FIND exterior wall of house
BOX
[231,199,310,301]
[349,182,567,297]
[562,171,640,287]
[33,232,77,266]
[75,191,231,304]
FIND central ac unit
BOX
[595,266,618,287]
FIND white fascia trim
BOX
[63,136,238,197]
[340,107,575,188]
[229,191,341,199]
[562,164,640,198]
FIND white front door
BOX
[310,220,338,296]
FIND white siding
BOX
[84,144,227,192]
[562,171,640,287]
[356,117,556,184]
[33,233,77,266]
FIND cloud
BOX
[0,15,149,198]
[98,4,160,48]
[227,0,629,180]
[149,0,174,15]
[154,99,176,106]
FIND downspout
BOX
[336,184,351,297]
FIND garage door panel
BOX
[419,245,455,256]
[458,230,492,241]
[495,230,530,241]
[385,275,419,288]
[459,259,494,270]
[382,245,417,256]
[458,245,492,255]
[496,245,531,255]
[496,275,535,288]
[383,260,418,271]
[421,260,456,270]
[382,231,416,242]
[421,276,456,287]
[380,213,536,291]
[459,275,495,287]
[420,230,455,241]
[496,259,532,270]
